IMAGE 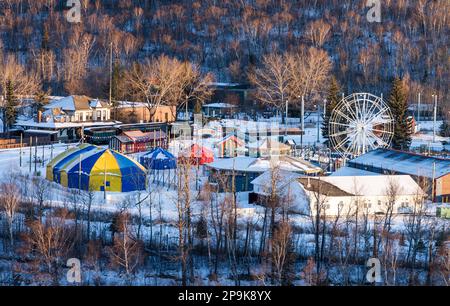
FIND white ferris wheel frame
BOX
[329,93,394,158]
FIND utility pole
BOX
[301,96,304,155]
[34,136,37,174]
[316,104,320,143]
[29,136,32,172]
[19,133,22,167]
[109,42,113,106]
[432,162,436,202]
[78,154,82,190]
[417,92,421,122]
[103,157,107,201]
[185,95,189,121]
[433,94,437,143]
[285,99,288,136]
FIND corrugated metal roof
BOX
[349,148,450,178]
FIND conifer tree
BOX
[5,80,17,132]
[439,120,450,137]
[387,78,412,150]
[34,90,50,114]
[322,76,341,147]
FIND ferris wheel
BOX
[329,93,394,157]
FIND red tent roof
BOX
[179,144,214,165]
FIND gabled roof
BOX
[215,134,245,146]
[251,169,302,190]
[298,177,353,197]
[44,95,107,112]
[121,130,166,142]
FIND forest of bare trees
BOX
[0,0,447,109]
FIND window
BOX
[165,112,169,122]
[378,200,382,206]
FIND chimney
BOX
[37,110,42,123]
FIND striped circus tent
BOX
[46,144,146,192]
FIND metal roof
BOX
[349,148,450,178]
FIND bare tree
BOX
[404,184,429,285]
[304,19,332,48]
[32,176,50,223]
[22,208,75,283]
[170,61,215,119]
[0,174,21,249]
[125,55,183,121]
[174,158,194,286]
[0,54,41,131]
[81,187,96,241]
[270,220,292,285]
[107,212,144,281]
[248,53,291,123]
[288,47,332,108]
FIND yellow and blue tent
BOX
[46,144,147,192]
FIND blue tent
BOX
[140,147,177,170]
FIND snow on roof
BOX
[118,130,167,142]
[330,166,380,177]
[89,99,104,108]
[16,119,120,129]
[44,95,107,112]
[206,156,258,172]
[203,103,237,108]
[116,101,147,108]
[251,169,302,189]
[24,129,59,134]
[305,175,423,197]
[44,96,77,111]
[247,138,290,150]
[349,148,450,178]
[207,82,241,87]
[206,156,321,174]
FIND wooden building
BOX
[110,130,167,154]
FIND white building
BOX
[251,169,308,213]
[251,172,426,216]
[297,175,426,216]
[41,95,111,123]
[15,95,116,141]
